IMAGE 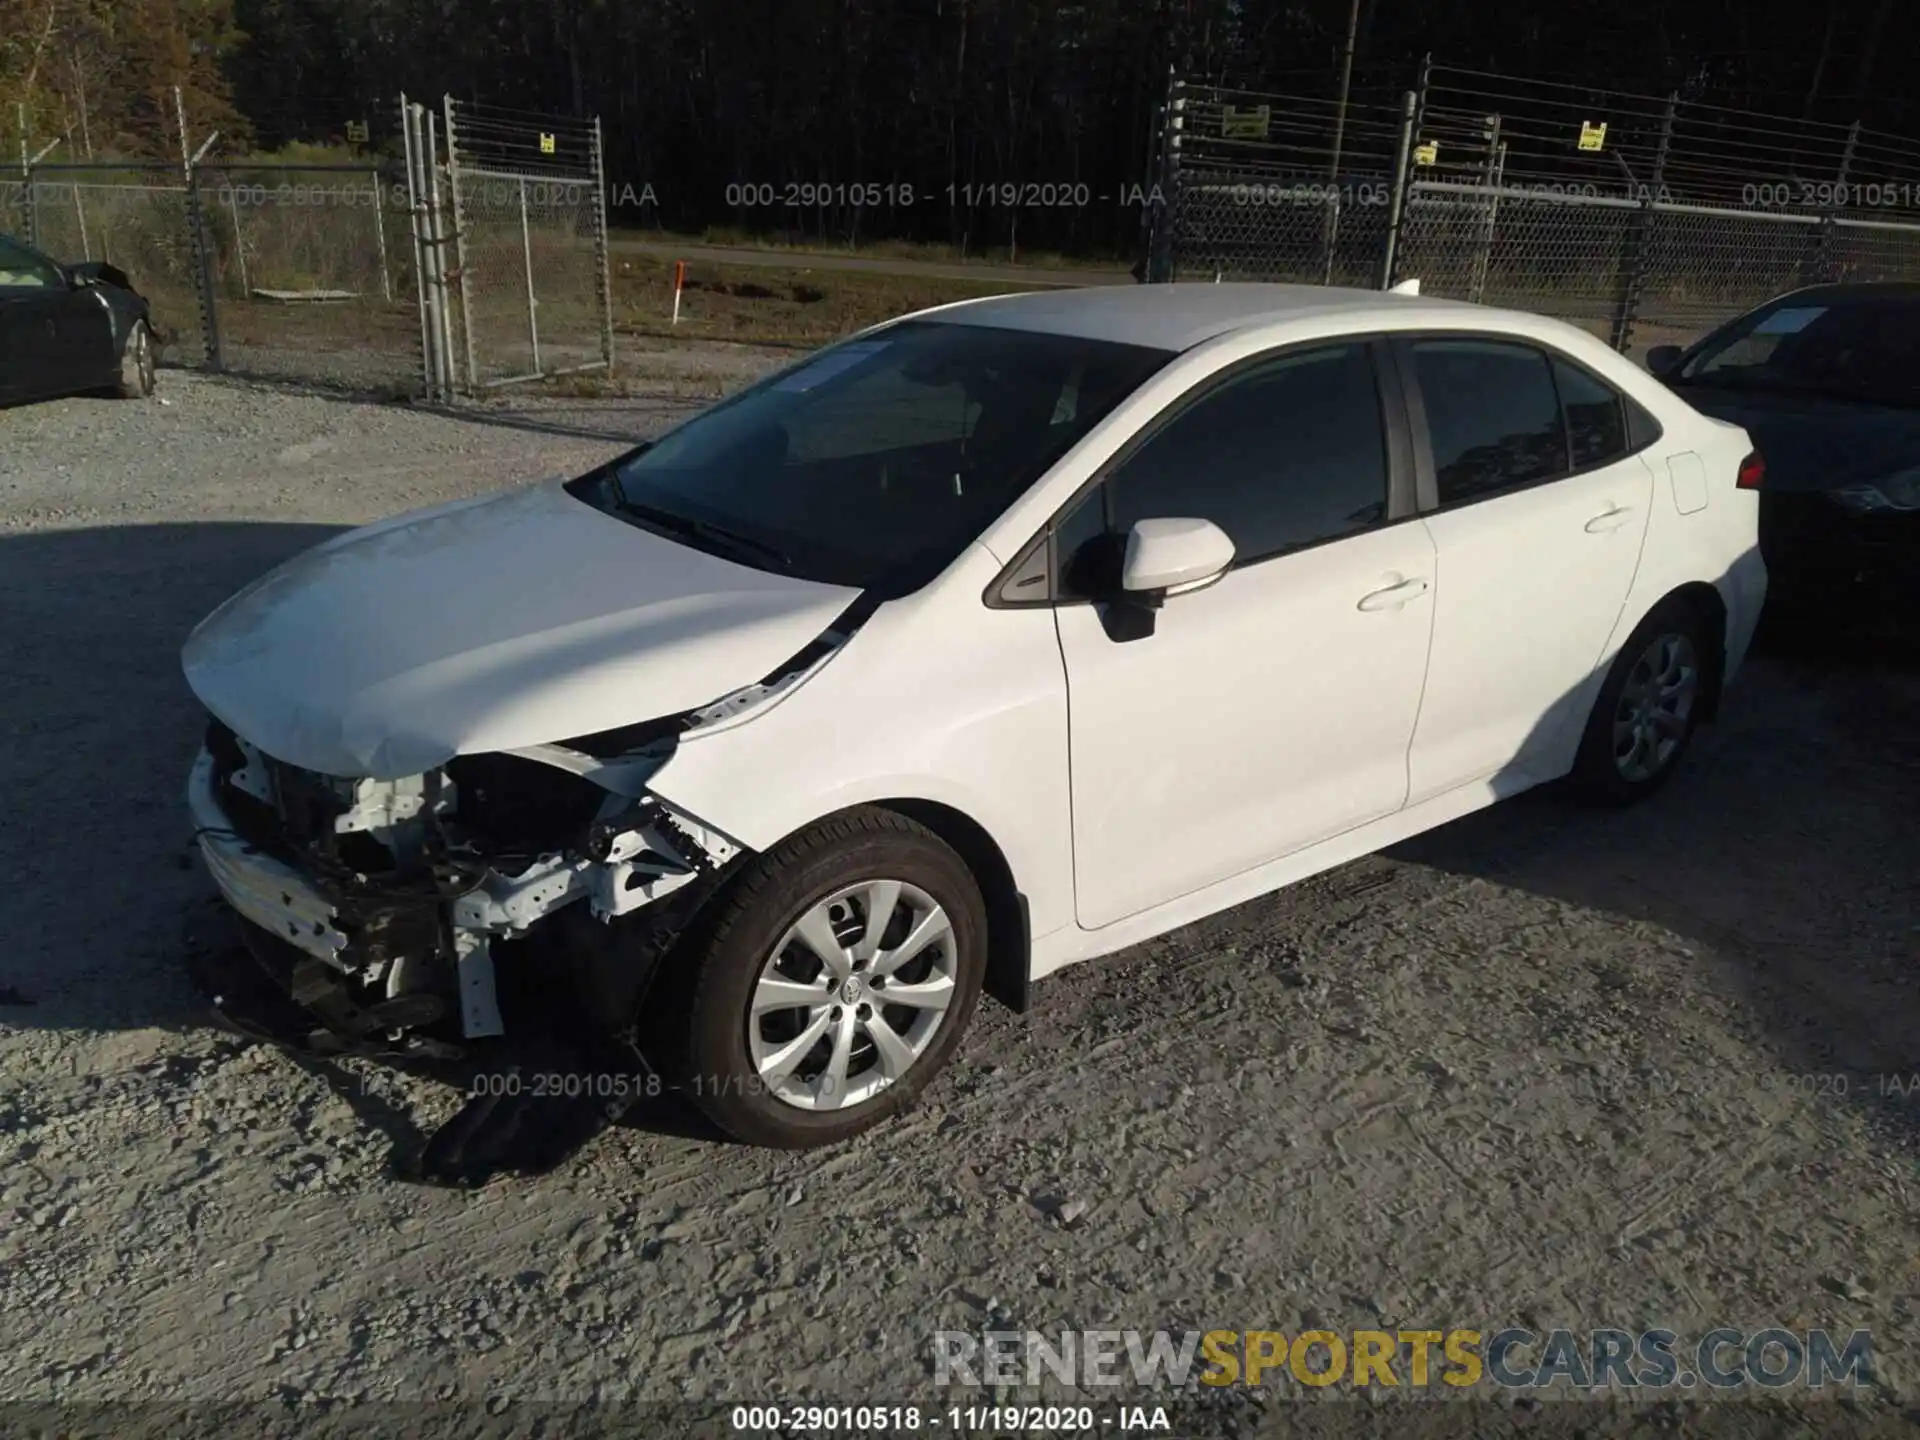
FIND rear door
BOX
[1400,337,1655,803]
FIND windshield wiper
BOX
[608,495,792,570]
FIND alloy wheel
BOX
[747,879,958,1111]
[1611,630,1699,783]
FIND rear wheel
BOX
[1567,599,1712,804]
[116,319,156,398]
[660,808,986,1148]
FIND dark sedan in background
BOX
[0,231,156,405]
[1648,283,1919,643]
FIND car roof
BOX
[1769,281,1920,305]
[923,281,1500,352]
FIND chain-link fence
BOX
[1150,64,1920,355]
[6,163,212,366]
[441,100,613,391]
[196,163,421,392]
[1149,80,1405,287]
[5,95,612,398]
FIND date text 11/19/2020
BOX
[720,181,1166,210]
[729,1404,1173,1434]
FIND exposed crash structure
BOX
[184,615,855,1183]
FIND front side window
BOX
[571,320,1170,591]
[0,235,64,290]
[1412,340,1569,504]
[1059,343,1389,592]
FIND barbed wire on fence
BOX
[1152,60,1920,352]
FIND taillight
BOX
[1736,451,1766,490]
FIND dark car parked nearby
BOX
[0,232,157,405]
[1647,284,1919,641]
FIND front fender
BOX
[642,566,1075,943]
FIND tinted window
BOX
[573,320,1170,590]
[1552,358,1628,469]
[0,235,63,290]
[1413,340,1569,504]
[1625,393,1663,449]
[1102,343,1389,565]
[1678,296,1920,408]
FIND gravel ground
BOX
[2,367,1918,1437]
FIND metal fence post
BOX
[1146,74,1184,283]
[440,96,476,395]
[517,174,541,374]
[371,165,392,301]
[1810,120,1860,285]
[1608,91,1675,354]
[1469,116,1504,303]
[400,96,441,400]
[22,161,38,247]
[1379,90,1418,288]
[184,164,223,369]
[589,116,615,373]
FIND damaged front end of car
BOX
[183,700,767,1184]
[187,714,744,1065]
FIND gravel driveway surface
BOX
[2,370,1916,1438]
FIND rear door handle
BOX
[1357,576,1430,612]
[1584,504,1634,533]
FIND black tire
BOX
[1566,597,1714,805]
[116,319,156,399]
[659,807,987,1149]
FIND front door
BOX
[0,235,99,400]
[1052,340,1437,930]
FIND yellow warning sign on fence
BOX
[1578,120,1608,152]
[539,132,557,155]
[1414,140,1439,166]
[1220,105,1271,140]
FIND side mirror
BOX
[1645,344,1683,378]
[1121,516,1235,600]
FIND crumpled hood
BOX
[182,480,859,778]
[1676,385,1920,493]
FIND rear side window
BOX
[1103,342,1390,564]
[1411,340,1568,505]
[1625,393,1663,449]
[1552,358,1629,470]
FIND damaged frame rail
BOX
[183,609,862,1062]
[181,608,865,1181]
[187,734,744,1052]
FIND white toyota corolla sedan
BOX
[184,283,1766,1153]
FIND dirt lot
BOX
[2,367,1918,1437]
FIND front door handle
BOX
[1584,504,1635,533]
[1357,576,1431,612]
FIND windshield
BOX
[1676,295,1920,408]
[571,319,1173,590]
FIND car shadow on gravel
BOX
[1388,631,1920,1148]
[0,521,345,1036]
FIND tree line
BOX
[2,0,1913,257]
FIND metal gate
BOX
[440,100,613,391]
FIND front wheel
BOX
[116,319,156,399]
[661,808,987,1148]
[1566,599,1712,804]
